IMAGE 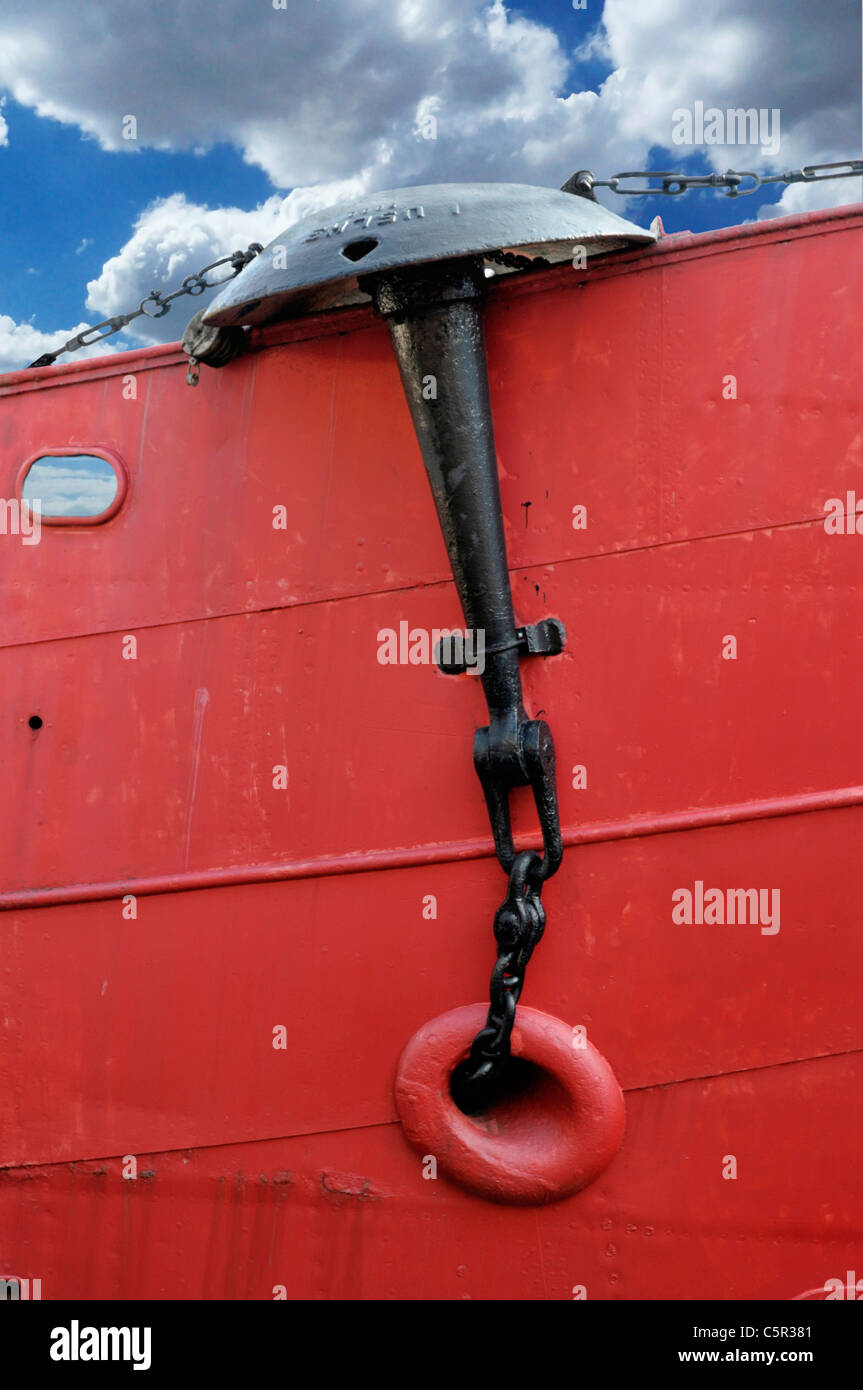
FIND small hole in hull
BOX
[28,715,43,730]
[340,237,380,263]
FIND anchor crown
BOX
[203,180,656,326]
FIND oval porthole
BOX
[18,451,126,525]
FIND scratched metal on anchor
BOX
[202,181,656,325]
[205,178,649,1118]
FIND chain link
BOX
[27,245,264,369]
[454,848,549,1109]
[568,159,863,200]
[484,248,551,271]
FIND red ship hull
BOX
[2,205,862,1299]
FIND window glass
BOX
[21,454,119,518]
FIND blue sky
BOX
[1,103,271,329]
[0,0,859,370]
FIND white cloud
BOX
[0,315,125,375]
[21,457,117,516]
[0,0,594,191]
[593,0,860,217]
[84,176,376,342]
[761,173,863,220]
[0,0,856,199]
[0,0,858,369]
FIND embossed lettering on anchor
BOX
[304,204,426,242]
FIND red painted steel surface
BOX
[1,205,862,1297]
[1,1054,861,1301]
[395,1004,625,1203]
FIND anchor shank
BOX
[368,257,522,726]
[368,258,562,879]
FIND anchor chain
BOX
[26,245,263,369]
[484,248,551,272]
[452,849,548,1112]
[563,159,863,201]
[456,717,564,1109]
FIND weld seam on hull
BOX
[0,512,832,657]
[3,1044,862,1176]
[3,784,862,912]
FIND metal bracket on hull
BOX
[435,617,566,675]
